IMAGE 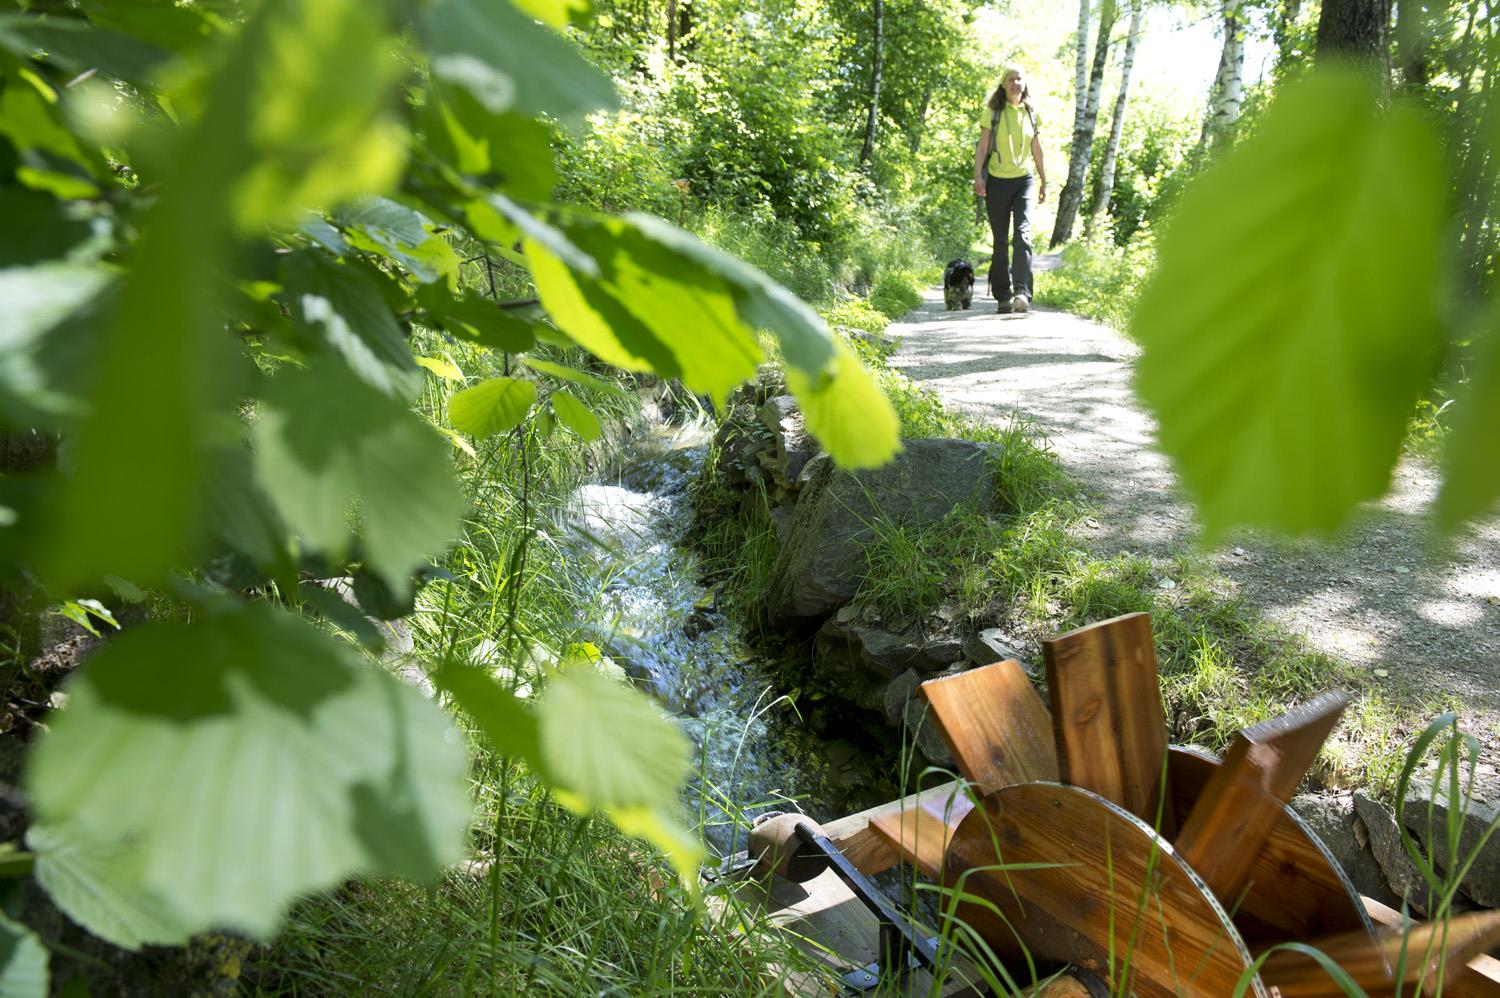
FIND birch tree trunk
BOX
[910,83,932,153]
[859,0,884,166]
[1071,0,1092,139]
[1052,0,1118,246]
[1201,0,1246,151]
[1086,0,1145,238]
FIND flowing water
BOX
[558,416,893,857]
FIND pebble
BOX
[1395,566,1411,574]
[1233,546,1246,556]
[1373,668,1389,678]
[1158,578,1177,590]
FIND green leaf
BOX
[521,357,629,397]
[28,821,193,950]
[335,196,456,286]
[449,377,536,437]
[0,14,173,89]
[297,581,385,650]
[420,0,616,124]
[537,667,691,812]
[623,213,836,381]
[1130,69,1447,540]
[416,286,538,352]
[0,910,48,998]
[281,250,422,400]
[607,805,704,886]
[432,662,543,764]
[424,85,558,200]
[509,0,592,28]
[550,389,600,441]
[232,0,407,229]
[252,362,465,592]
[0,81,102,183]
[79,0,219,57]
[784,339,901,469]
[0,189,90,267]
[25,603,471,939]
[1437,327,1500,528]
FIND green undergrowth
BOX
[1035,231,1157,332]
[248,292,833,993]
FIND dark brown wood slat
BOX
[1041,612,1173,831]
[919,659,1059,792]
[1257,909,1500,997]
[1167,747,1372,944]
[1174,692,1349,906]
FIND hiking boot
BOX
[996,300,1013,314]
[1011,293,1030,313]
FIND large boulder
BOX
[1353,793,1461,915]
[764,438,1002,623]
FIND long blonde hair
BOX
[987,67,1034,114]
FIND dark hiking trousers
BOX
[985,172,1034,300]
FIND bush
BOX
[869,272,924,319]
[1036,231,1157,331]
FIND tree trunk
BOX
[1203,0,1246,150]
[1394,0,1434,87]
[1086,0,1145,238]
[1316,0,1391,69]
[1070,0,1092,141]
[910,83,932,153]
[1274,0,1304,67]
[860,0,884,166]
[1052,0,1118,246]
[667,0,678,63]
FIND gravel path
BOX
[888,272,1500,764]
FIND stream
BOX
[558,414,893,858]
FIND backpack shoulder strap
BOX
[984,105,1001,171]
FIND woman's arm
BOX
[1031,134,1047,204]
[974,129,990,197]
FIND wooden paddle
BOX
[1042,612,1174,832]
[1173,692,1349,906]
[919,658,1058,792]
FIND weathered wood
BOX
[919,659,1059,792]
[1257,909,1500,997]
[1362,896,1500,997]
[1042,612,1173,832]
[823,780,970,876]
[720,864,984,996]
[1168,747,1372,944]
[867,791,973,880]
[1174,692,1349,905]
[941,782,1265,997]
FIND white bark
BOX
[1202,0,1246,150]
[1072,0,1092,132]
[1086,0,1145,237]
[860,0,884,165]
[1053,0,1118,244]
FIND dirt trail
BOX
[888,270,1500,763]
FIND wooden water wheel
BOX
[800,612,1500,996]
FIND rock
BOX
[1291,793,1402,909]
[963,627,1035,674]
[880,670,955,768]
[1354,793,1446,915]
[816,613,966,685]
[1398,785,1500,908]
[765,439,1002,623]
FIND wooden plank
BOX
[717,864,985,996]
[1257,909,1500,997]
[822,780,972,876]
[1041,612,1173,831]
[1167,747,1372,944]
[1173,692,1349,905]
[942,782,1266,998]
[867,792,974,880]
[1363,896,1500,997]
[919,659,1058,792]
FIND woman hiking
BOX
[974,67,1047,314]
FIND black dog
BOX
[943,259,974,310]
